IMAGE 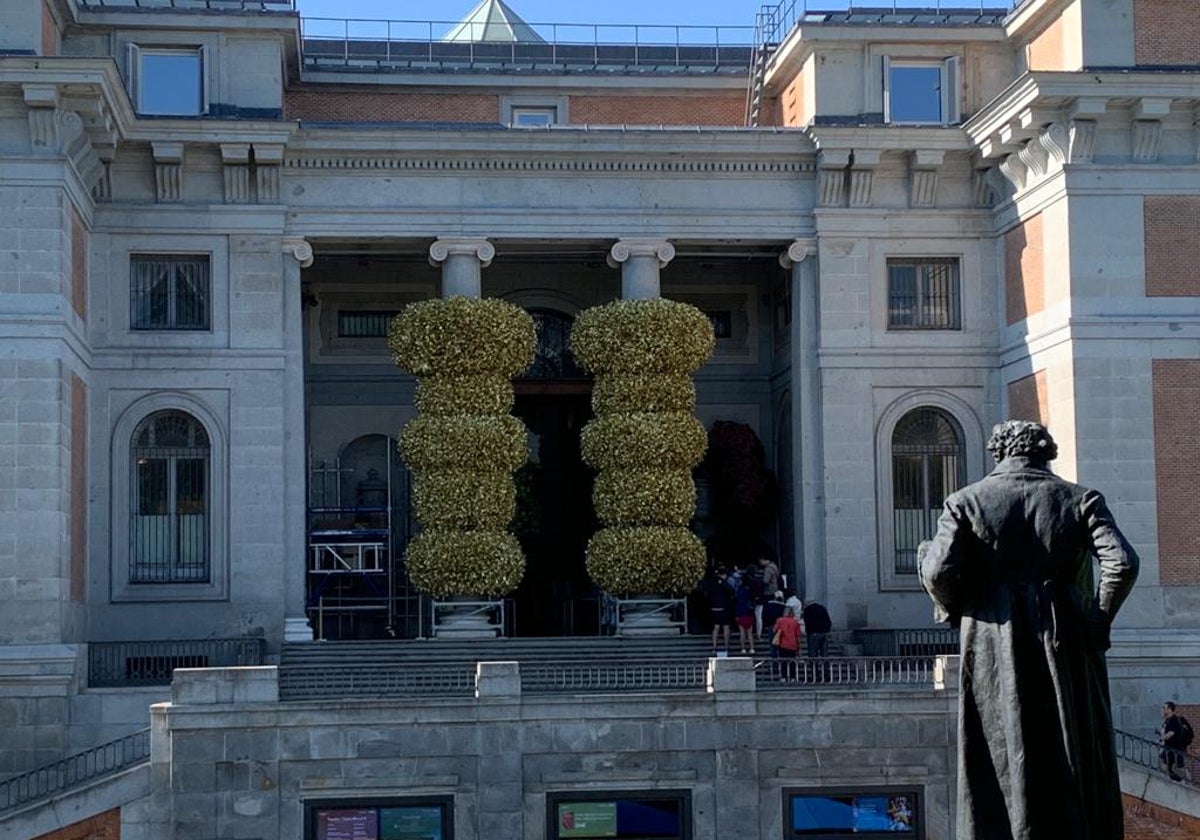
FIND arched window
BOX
[130,410,210,583]
[891,408,965,574]
[522,309,586,380]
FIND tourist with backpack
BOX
[1160,701,1194,782]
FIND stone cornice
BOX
[284,154,815,174]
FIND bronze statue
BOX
[919,420,1138,840]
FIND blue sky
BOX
[294,0,768,28]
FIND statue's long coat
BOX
[919,456,1139,840]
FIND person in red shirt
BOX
[771,606,802,680]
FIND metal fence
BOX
[76,0,294,10]
[279,664,478,699]
[1114,728,1194,782]
[300,18,755,72]
[855,627,960,657]
[522,659,709,694]
[88,638,266,688]
[0,728,150,814]
[756,655,935,688]
[756,0,1019,45]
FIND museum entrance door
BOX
[510,308,596,636]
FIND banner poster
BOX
[380,806,444,840]
[316,809,378,840]
[558,801,618,838]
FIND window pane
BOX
[173,259,211,329]
[890,65,942,123]
[892,409,965,574]
[888,264,917,327]
[887,259,960,330]
[137,459,168,515]
[513,108,556,126]
[140,52,202,116]
[131,255,210,331]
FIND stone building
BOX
[1,0,1199,837]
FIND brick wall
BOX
[70,205,86,320]
[32,808,119,840]
[41,1,56,56]
[1027,13,1067,71]
[780,73,805,126]
[285,89,501,123]
[1007,370,1049,425]
[284,88,744,126]
[70,373,86,603]
[1134,0,1200,66]
[1152,360,1200,585]
[1144,196,1200,296]
[567,93,743,125]
[1004,213,1045,325]
[1124,794,1200,839]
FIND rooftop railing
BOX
[1114,728,1196,784]
[756,0,1020,45]
[299,18,755,72]
[76,0,295,11]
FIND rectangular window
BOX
[887,258,961,330]
[547,790,691,839]
[129,45,205,116]
[337,310,400,339]
[130,254,211,331]
[785,787,922,838]
[512,106,558,126]
[305,797,453,840]
[883,56,959,125]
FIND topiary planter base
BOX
[615,595,685,637]
[431,599,503,639]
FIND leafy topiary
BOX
[592,374,695,416]
[400,415,527,472]
[405,530,525,598]
[593,468,694,527]
[391,295,534,600]
[570,298,714,375]
[412,469,516,530]
[585,526,707,596]
[389,296,536,377]
[416,375,514,417]
[580,412,707,471]
[571,297,713,600]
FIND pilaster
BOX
[282,237,313,643]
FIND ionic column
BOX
[282,237,313,642]
[429,238,494,298]
[608,238,675,299]
[780,238,825,603]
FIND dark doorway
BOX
[512,391,596,636]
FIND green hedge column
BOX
[389,248,535,600]
[570,243,714,596]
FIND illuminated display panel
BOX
[547,790,691,839]
[306,797,452,840]
[784,788,922,839]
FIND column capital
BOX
[282,237,313,268]
[779,238,817,269]
[607,238,675,270]
[429,237,495,269]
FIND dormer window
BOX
[883,56,960,125]
[128,44,207,116]
[511,106,558,127]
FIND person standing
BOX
[734,566,756,655]
[920,420,1139,840]
[771,606,802,680]
[800,599,832,658]
[754,556,780,636]
[1160,701,1193,782]
[703,563,733,655]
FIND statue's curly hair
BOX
[987,420,1058,463]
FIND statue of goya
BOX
[920,420,1139,840]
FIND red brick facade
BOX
[33,809,120,840]
[1124,794,1200,839]
[285,89,501,123]
[1152,359,1200,585]
[285,88,743,126]
[1007,370,1049,426]
[1134,0,1200,66]
[70,373,86,603]
[568,93,742,126]
[780,74,805,127]
[41,1,57,56]
[70,205,86,320]
[1144,196,1200,297]
[1026,12,1068,71]
[1004,213,1045,325]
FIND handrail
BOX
[1115,727,1194,783]
[76,0,295,10]
[0,728,150,814]
[755,0,1018,46]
